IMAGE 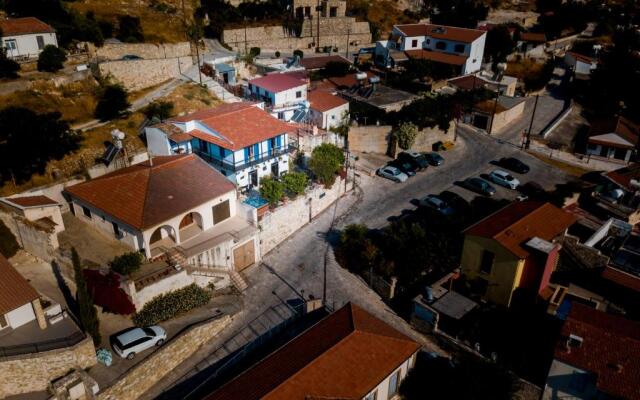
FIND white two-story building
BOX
[247,72,309,121]
[145,102,295,188]
[0,17,58,60]
[376,23,486,75]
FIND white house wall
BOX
[273,85,307,107]
[5,302,36,329]
[464,34,486,74]
[234,155,290,187]
[2,32,57,59]
[542,359,599,400]
[21,205,65,234]
[145,127,173,156]
[364,352,417,400]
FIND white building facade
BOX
[247,73,308,121]
[0,17,58,60]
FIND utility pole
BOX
[487,91,500,135]
[316,0,321,52]
[524,94,539,150]
[244,17,248,56]
[345,25,350,59]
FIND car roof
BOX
[492,170,510,177]
[115,327,147,344]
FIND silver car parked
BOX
[377,166,409,183]
[489,169,520,189]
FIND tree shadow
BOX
[51,260,78,318]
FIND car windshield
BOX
[143,328,156,336]
[390,169,400,176]
[505,174,515,181]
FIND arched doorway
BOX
[149,225,177,257]
[179,211,203,242]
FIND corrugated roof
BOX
[555,303,640,400]
[395,24,485,43]
[0,17,55,36]
[0,254,39,315]
[205,303,420,400]
[249,73,308,93]
[308,90,349,112]
[465,201,577,258]
[404,49,468,66]
[64,154,235,230]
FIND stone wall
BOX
[222,18,371,52]
[95,42,192,61]
[97,315,232,400]
[0,208,58,261]
[406,122,456,155]
[348,125,392,154]
[259,178,345,254]
[0,337,96,398]
[99,57,193,91]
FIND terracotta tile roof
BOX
[448,74,490,91]
[2,195,58,208]
[555,303,640,400]
[520,32,547,43]
[299,55,351,71]
[395,24,485,43]
[205,303,420,400]
[154,123,192,143]
[327,72,376,88]
[249,73,307,93]
[64,154,235,230]
[0,254,39,315]
[604,163,640,191]
[0,17,55,36]
[566,51,594,64]
[589,116,640,148]
[170,103,295,151]
[308,90,349,112]
[602,266,640,292]
[465,201,577,258]
[405,49,468,66]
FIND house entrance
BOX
[249,170,258,187]
[271,162,279,177]
[233,240,255,271]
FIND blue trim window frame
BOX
[276,135,282,149]
[199,139,209,153]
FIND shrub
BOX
[309,143,344,186]
[143,100,174,122]
[0,48,19,79]
[37,45,67,72]
[117,15,144,43]
[282,171,308,197]
[249,47,261,57]
[523,59,555,93]
[293,49,304,59]
[94,84,130,121]
[72,248,101,345]
[132,284,211,326]
[109,252,143,275]
[394,122,419,150]
[260,177,285,206]
[0,220,19,258]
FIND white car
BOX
[377,166,408,183]
[489,169,520,189]
[112,326,167,360]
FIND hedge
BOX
[132,284,210,326]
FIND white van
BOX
[112,326,167,360]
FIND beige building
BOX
[468,95,526,134]
[0,195,64,234]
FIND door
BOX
[249,170,258,187]
[212,200,231,224]
[36,35,45,50]
[271,162,279,177]
[233,240,255,271]
[473,114,489,130]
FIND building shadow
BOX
[51,260,79,318]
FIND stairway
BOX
[166,247,187,267]
[229,270,248,292]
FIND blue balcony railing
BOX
[195,145,295,173]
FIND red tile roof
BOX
[249,73,308,93]
[604,163,640,191]
[308,90,349,112]
[327,71,376,88]
[395,24,485,43]
[205,303,420,400]
[589,116,640,148]
[0,254,39,315]
[405,49,468,66]
[520,32,547,43]
[155,123,193,143]
[555,303,640,400]
[0,17,55,36]
[3,195,58,208]
[448,74,490,91]
[602,266,640,292]
[465,201,577,258]
[65,154,235,230]
[171,103,296,151]
[299,55,351,71]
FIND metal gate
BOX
[233,240,255,271]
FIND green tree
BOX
[109,252,143,275]
[37,45,67,72]
[0,220,19,258]
[0,31,20,79]
[308,143,344,186]
[282,171,308,197]
[72,248,101,345]
[486,25,516,64]
[335,224,382,274]
[143,101,174,122]
[117,15,144,43]
[94,84,130,121]
[393,122,419,150]
[260,177,285,206]
[322,61,351,77]
[523,59,554,93]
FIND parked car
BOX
[112,326,167,360]
[497,157,530,174]
[489,169,520,189]
[389,160,417,177]
[461,177,496,196]
[377,166,409,182]
[439,191,470,213]
[423,152,444,166]
[397,151,429,170]
[122,54,143,60]
[518,181,548,200]
[419,194,455,215]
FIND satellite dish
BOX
[111,129,125,141]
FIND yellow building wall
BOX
[460,235,525,307]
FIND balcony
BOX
[0,317,85,358]
[196,145,295,173]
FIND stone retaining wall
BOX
[99,57,193,91]
[0,337,96,398]
[97,315,232,400]
[349,125,392,154]
[96,42,192,61]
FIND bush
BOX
[282,171,308,197]
[309,143,344,186]
[0,48,19,79]
[143,101,174,122]
[260,177,285,206]
[523,60,555,93]
[0,220,19,258]
[293,49,304,59]
[394,122,419,150]
[94,84,130,121]
[72,248,101,345]
[117,15,144,43]
[37,45,67,72]
[249,47,261,57]
[109,252,143,275]
[132,284,211,326]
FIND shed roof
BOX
[0,17,55,36]
[249,73,307,93]
[0,254,40,315]
[1,195,58,209]
[308,90,349,112]
[395,24,485,43]
[404,49,468,66]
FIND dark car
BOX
[518,181,548,200]
[461,177,496,196]
[498,157,530,174]
[389,160,417,176]
[423,152,444,166]
[122,54,143,61]
[398,151,429,170]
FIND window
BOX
[4,39,16,51]
[199,139,208,153]
[0,314,7,329]
[296,7,303,18]
[426,39,431,45]
[82,206,92,219]
[36,35,45,50]
[219,146,225,159]
[364,390,378,400]
[213,200,231,224]
[113,222,121,238]
[411,39,418,48]
[388,370,401,398]
[296,91,302,98]
[304,6,311,16]
[454,43,465,53]
[435,41,447,50]
[330,6,337,17]
[479,250,494,274]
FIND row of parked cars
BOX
[459,157,530,196]
[377,151,444,182]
